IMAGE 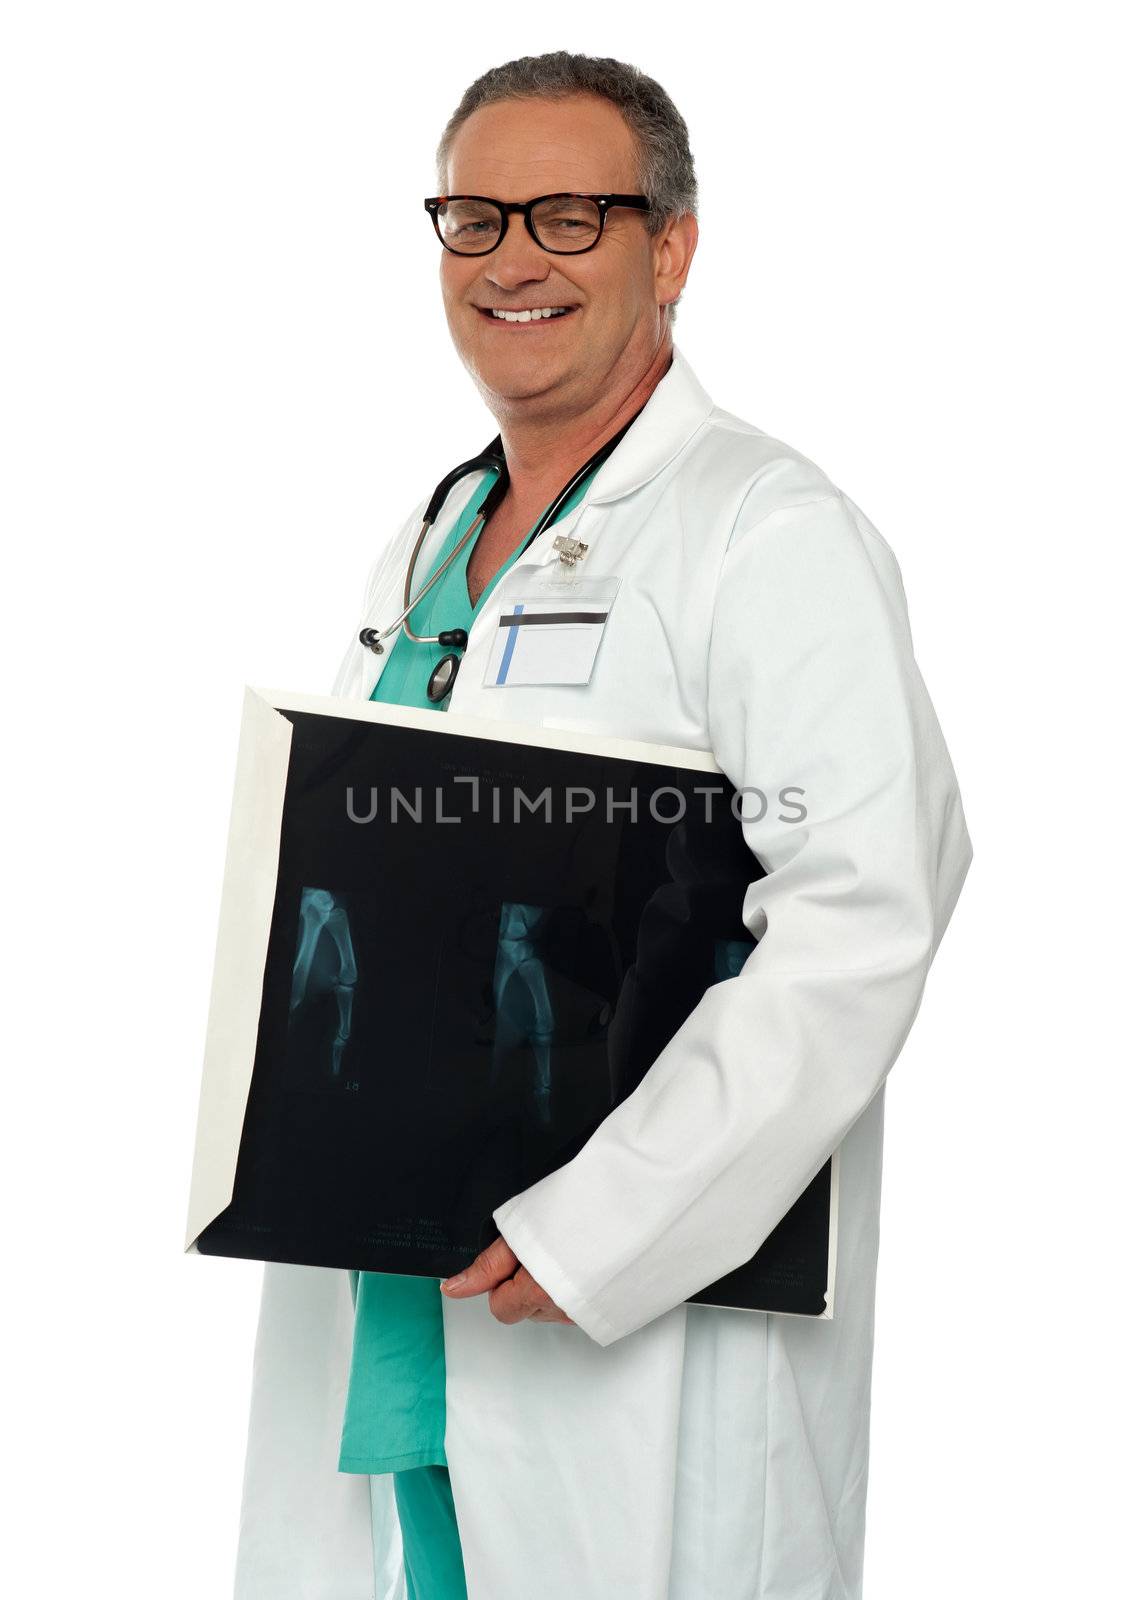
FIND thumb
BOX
[441,1235,519,1297]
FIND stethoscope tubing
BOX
[383,506,487,647]
[359,445,504,655]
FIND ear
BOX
[654,211,699,311]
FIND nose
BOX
[484,211,552,289]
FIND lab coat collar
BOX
[578,343,715,507]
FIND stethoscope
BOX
[358,406,645,704]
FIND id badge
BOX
[483,576,622,687]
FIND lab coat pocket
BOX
[483,576,621,687]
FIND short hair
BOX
[435,51,698,326]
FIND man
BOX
[233,51,972,1600]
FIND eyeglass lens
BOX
[438,196,603,254]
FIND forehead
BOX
[445,94,639,196]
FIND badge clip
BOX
[553,534,589,567]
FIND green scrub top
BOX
[338,460,599,1475]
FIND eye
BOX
[439,201,501,245]
[531,197,602,245]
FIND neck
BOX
[493,339,673,503]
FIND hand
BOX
[440,1235,575,1326]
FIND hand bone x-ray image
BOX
[491,902,560,1129]
[288,887,359,1078]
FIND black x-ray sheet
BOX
[185,687,838,1319]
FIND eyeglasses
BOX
[424,192,652,256]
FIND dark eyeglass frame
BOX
[423,192,653,256]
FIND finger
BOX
[488,1270,541,1324]
[529,1305,576,1324]
[488,1268,573,1326]
[440,1235,519,1299]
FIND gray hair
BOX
[434,52,698,327]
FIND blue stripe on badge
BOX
[496,603,526,684]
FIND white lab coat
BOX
[232,345,973,1600]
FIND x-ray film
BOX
[185,688,839,1319]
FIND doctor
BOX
[232,50,973,1600]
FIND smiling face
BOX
[438,93,694,420]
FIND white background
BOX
[3,3,1140,1595]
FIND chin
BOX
[470,352,568,402]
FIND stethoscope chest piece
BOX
[427,652,461,703]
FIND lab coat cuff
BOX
[492,1196,625,1348]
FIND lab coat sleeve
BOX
[492,489,974,1346]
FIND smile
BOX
[479,306,578,324]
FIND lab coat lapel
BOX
[581,344,716,504]
[522,343,717,573]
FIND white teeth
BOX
[490,306,570,321]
